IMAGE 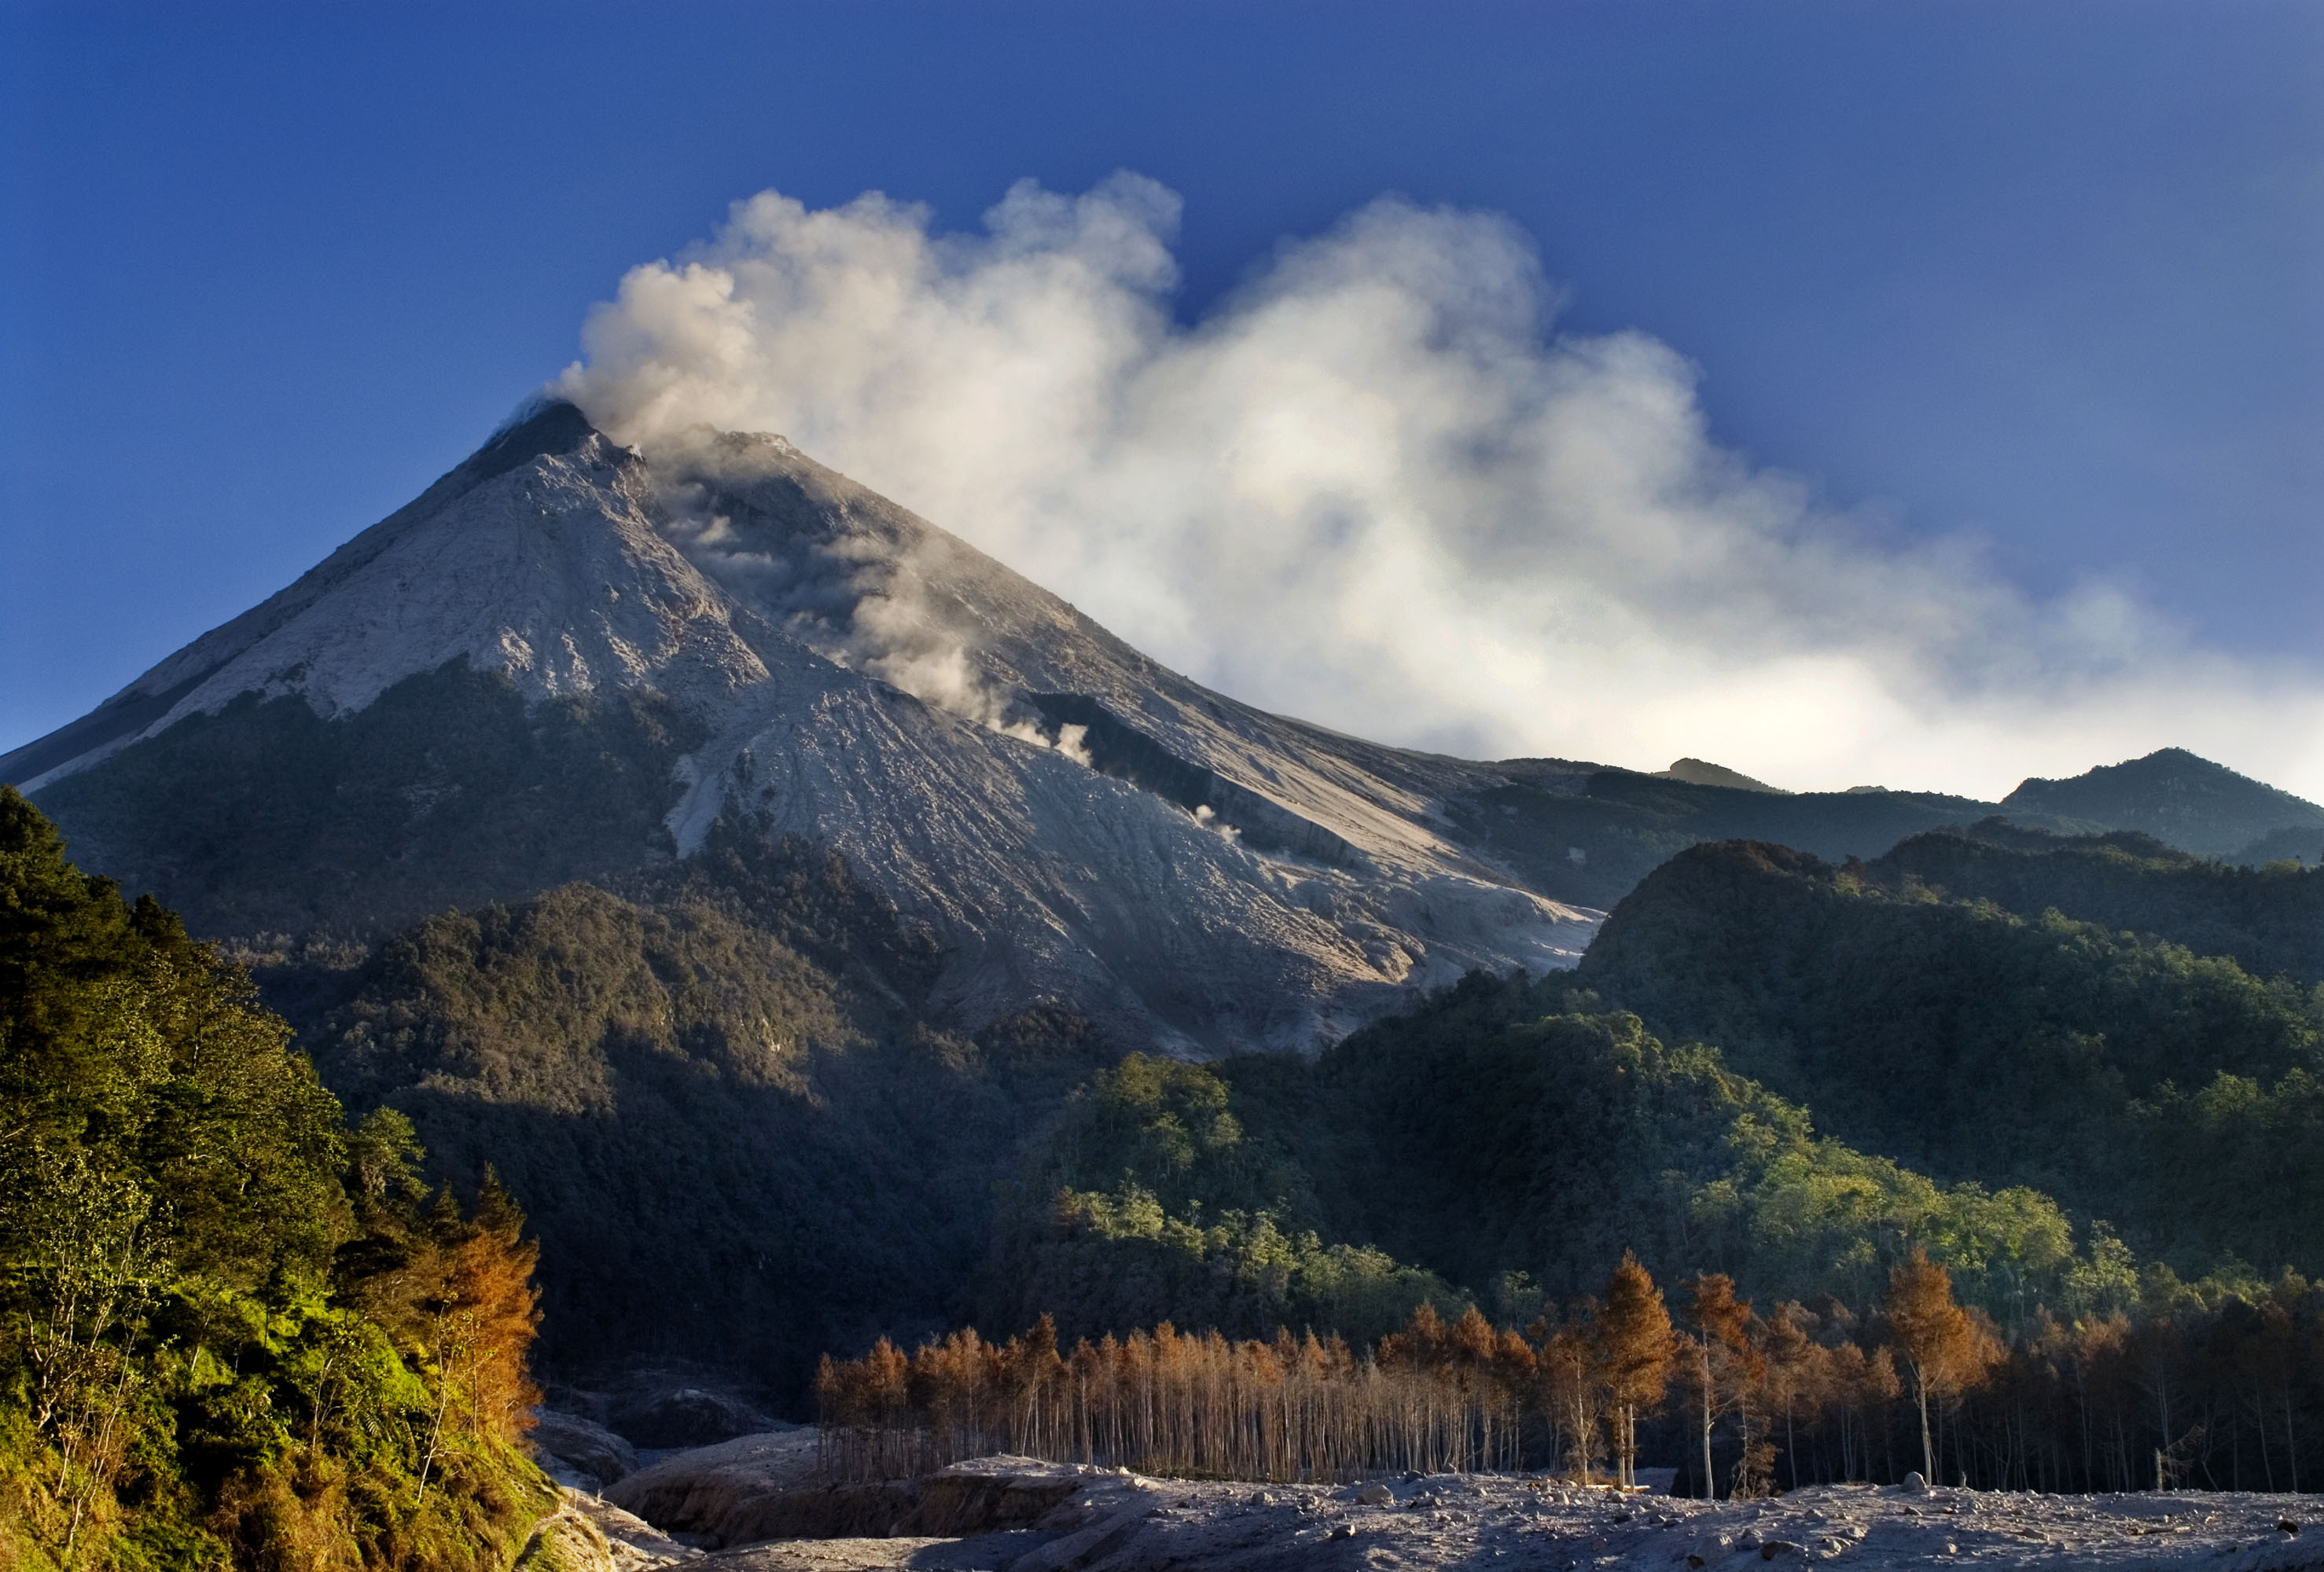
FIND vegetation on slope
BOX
[1443,768,2105,909]
[302,825,1111,1397]
[984,980,2126,1346]
[1574,839,2324,1276]
[837,1256,2324,1499]
[31,663,702,941]
[1875,818,2324,984]
[0,788,552,1570]
[2000,747,2324,860]
[965,971,2324,1494]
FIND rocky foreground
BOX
[522,1428,2324,1571]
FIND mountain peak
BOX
[464,399,604,484]
[13,411,1597,1052]
[1656,757,1789,795]
[2002,747,2324,859]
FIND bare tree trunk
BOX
[2287,1384,2301,1493]
[1915,1370,1934,1482]
[1699,1342,1715,1498]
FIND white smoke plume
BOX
[559,173,2324,801]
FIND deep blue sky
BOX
[5,0,2319,756]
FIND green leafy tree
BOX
[0,787,553,1569]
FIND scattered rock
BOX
[597,1453,2324,1571]
[1901,1471,1929,1494]
[1355,1484,1393,1506]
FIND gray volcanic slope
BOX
[6,403,1596,1054]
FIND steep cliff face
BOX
[9,403,1595,1053]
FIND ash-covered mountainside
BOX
[13,405,2311,1052]
[7,402,1596,1053]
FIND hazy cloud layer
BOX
[560,174,2324,801]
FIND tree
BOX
[1538,1305,1605,1483]
[0,786,552,1565]
[1596,1253,1675,1489]
[1755,1302,1826,1493]
[1885,1249,1988,1481]
[1682,1273,1756,1497]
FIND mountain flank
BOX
[9,395,2324,1552]
[2004,746,2324,861]
[6,402,1598,1056]
[1575,835,2324,1278]
[11,406,2310,1063]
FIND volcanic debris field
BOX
[535,1437,2324,1571]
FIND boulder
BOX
[1005,1501,1151,1572]
[606,1431,825,1543]
[608,1383,782,1449]
[605,1437,1105,1551]
[531,1408,642,1492]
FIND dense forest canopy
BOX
[292,821,1114,1394]
[1576,838,2324,1277]
[17,742,2324,1557]
[1876,819,2324,986]
[963,960,2324,1498]
[0,788,553,1570]
[983,982,2134,1345]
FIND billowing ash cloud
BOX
[559,173,2324,800]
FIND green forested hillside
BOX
[246,814,2324,1414]
[30,712,2324,1499]
[1442,768,2105,909]
[0,789,553,1570]
[1874,819,2324,984]
[300,826,1112,1394]
[966,975,2324,1499]
[2001,747,2324,860]
[1576,839,2324,1277]
[982,977,2130,1346]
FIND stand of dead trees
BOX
[817,1307,1537,1484]
[820,1251,2324,1497]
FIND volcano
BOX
[6,402,1599,1053]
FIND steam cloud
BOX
[560,174,2324,800]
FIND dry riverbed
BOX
[548,1436,2324,1571]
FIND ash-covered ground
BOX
[544,1436,2324,1571]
